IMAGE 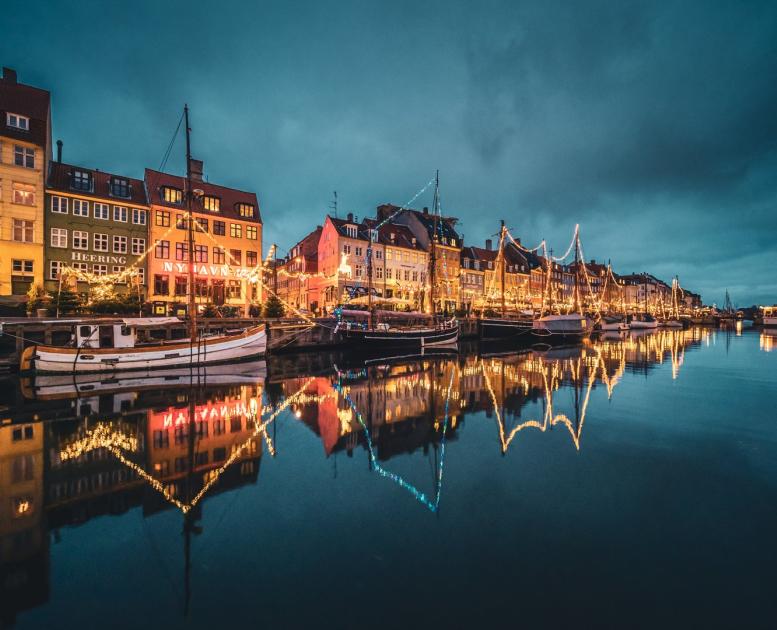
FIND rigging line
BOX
[374,175,437,230]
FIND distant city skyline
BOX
[3,0,776,305]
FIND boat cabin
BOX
[74,317,181,349]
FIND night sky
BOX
[3,0,776,305]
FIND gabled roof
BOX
[363,219,425,251]
[327,216,368,241]
[376,203,462,245]
[144,168,261,223]
[48,161,148,206]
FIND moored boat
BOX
[339,317,459,349]
[629,313,658,329]
[479,316,533,339]
[532,313,590,340]
[598,316,629,332]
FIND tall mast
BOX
[429,170,439,315]
[184,105,196,343]
[500,220,506,317]
[367,225,374,329]
[573,236,580,314]
[547,248,554,312]
[643,273,648,314]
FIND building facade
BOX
[0,68,51,300]
[145,161,262,316]
[45,160,149,299]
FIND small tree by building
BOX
[26,284,51,315]
[54,287,81,315]
[263,294,285,318]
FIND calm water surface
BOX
[1,327,776,628]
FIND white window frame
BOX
[7,113,29,130]
[94,203,109,220]
[112,266,126,283]
[113,206,128,222]
[72,199,89,217]
[51,196,68,214]
[51,227,68,248]
[72,262,88,274]
[12,183,35,206]
[12,219,34,243]
[94,233,109,252]
[14,145,35,168]
[73,230,89,250]
[132,208,147,225]
[93,264,108,276]
[49,260,64,280]
[131,237,145,255]
[113,235,128,254]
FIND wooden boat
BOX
[20,318,267,374]
[338,317,458,349]
[661,319,684,328]
[598,316,629,332]
[629,313,659,329]
[479,316,533,339]
[532,313,590,339]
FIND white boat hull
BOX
[22,325,267,374]
[662,320,684,328]
[600,321,629,331]
[532,314,590,337]
[764,317,777,328]
[629,320,658,330]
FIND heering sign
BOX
[162,261,253,278]
[72,252,127,264]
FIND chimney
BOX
[422,206,429,215]
[56,140,63,163]
[590,259,596,265]
[189,158,204,182]
[2,67,17,84]
[346,212,353,222]
[485,239,492,250]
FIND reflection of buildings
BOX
[0,381,266,624]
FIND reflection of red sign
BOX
[149,397,260,430]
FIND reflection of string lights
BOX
[59,423,139,461]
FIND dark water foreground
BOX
[1,326,775,628]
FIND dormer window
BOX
[71,169,93,192]
[450,238,456,247]
[161,186,182,204]
[204,196,221,212]
[6,113,29,130]
[369,229,378,242]
[346,225,357,238]
[111,177,130,198]
[236,203,254,218]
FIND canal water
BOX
[1,326,775,628]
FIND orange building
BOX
[145,160,262,316]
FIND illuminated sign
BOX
[161,261,254,278]
[72,252,127,264]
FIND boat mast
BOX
[429,170,439,316]
[547,248,554,313]
[573,237,580,314]
[500,220,506,317]
[184,104,197,343]
[367,225,374,329]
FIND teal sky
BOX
[3,0,776,305]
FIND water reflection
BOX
[0,326,718,624]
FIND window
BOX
[154,274,169,295]
[195,278,208,296]
[226,280,241,299]
[404,270,410,281]
[12,182,35,205]
[155,240,170,259]
[174,276,188,296]
[246,225,257,240]
[175,242,189,261]
[246,251,258,267]
[236,203,254,218]
[73,262,88,274]
[73,230,88,249]
[355,246,363,256]
[153,430,170,449]
[111,177,130,198]
[71,169,93,191]
[213,247,225,264]
[94,233,109,251]
[194,217,208,233]
[386,249,393,260]
[136,268,145,285]
[229,249,242,265]
[161,186,182,204]
[203,196,220,212]
[230,223,242,238]
[132,237,145,255]
[72,199,89,217]
[155,210,171,227]
[375,250,383,260]
[343,244,351,254]
[51,196,68,214]
[113,206,128,222]
[50,227,68,248]
[213,220,225,236]
[376,266,383,279]
[346,225,357,238]
[12,259,33,273]
[132,208,147,225]
[112,266,125,282]
[386,268,393,280]
[194,244,207,263]
[94,202,109,220]
[175,213,189,230]
[113,235,127,254]
[7,113,29,130]
[14,145,35,168]
[93,264,107,276]
[412,271,418,282]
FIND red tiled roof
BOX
[48,161,148,206]
[144,168,261,223]
[0,72,50,148]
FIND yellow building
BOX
[0,68,51,301]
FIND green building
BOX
[44,158,149,300]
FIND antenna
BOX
[329,191,338,218]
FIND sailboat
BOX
[597,262,629,332]
[21,106,267,375]
[719,289,737,325]
[478,221,533,340]
[338,171,458,350]
[661,276,684,328]
[531,230,590,341]
[629,274,659,330]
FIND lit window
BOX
[246,225,257,240]
[71,170,92,192]
[161,186,182,204]
[12,219,34,242]
[113,235,127,254]
[213,247,225,264]
[346,225,357,238]
[155,240,170,259]
[73,230,88,249]
[51,196,68,214]
[111,177,130,198]
[236,203,254,218]
[94,202,109,219]
[73,199,89,217]
[246,251,258,267]
[132,208,147,225]
[113,206,128,222]
[155,210,171,227]
[14,145,34,168]
[194,244,208,263]
[175,213,190,230]
[132,237,145,255]
[12,182,35,205]
[203,196,220,212]
[230,223,242,238]
[7,113,30,130]
[94,233,109,252]
[112,266,126,282]
[175,242,189,261]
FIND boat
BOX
[719,289,737,325]
[660,277,685,328]
[20,105,267,375]
[762,306,777,328]
[598,316,629,332]
[629,313,659,330]
[661,319,684,328]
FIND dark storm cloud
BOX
[2,0,776,304]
